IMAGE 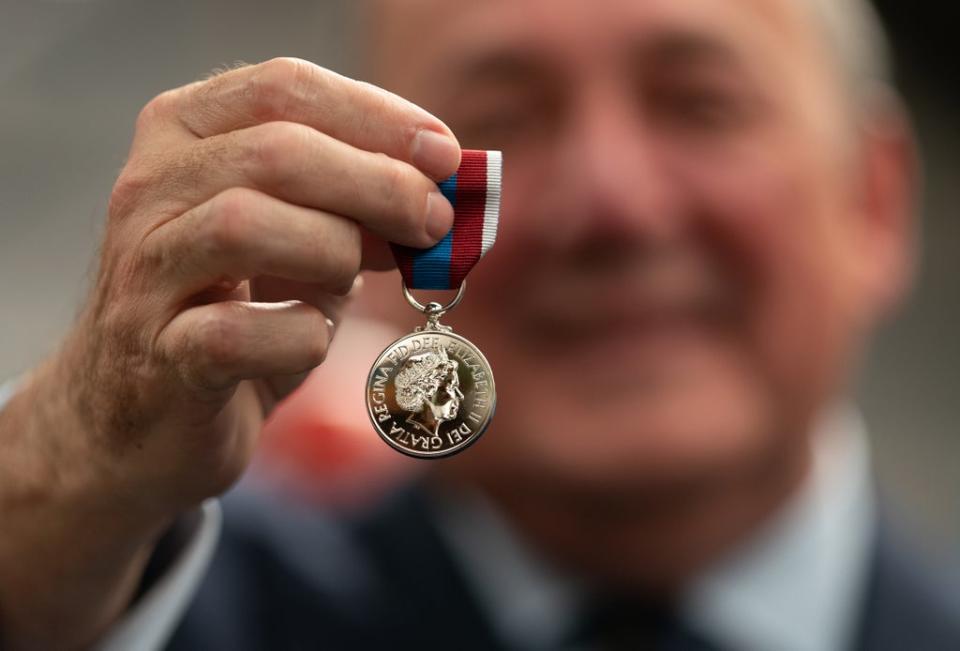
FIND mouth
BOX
[517,257,743,355]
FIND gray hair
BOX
[359,0,897,112]
[802,0,895,109]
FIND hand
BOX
[0,57,460,649]
[74,56,460,510]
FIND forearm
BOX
[0,359,169,651]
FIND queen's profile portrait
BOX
[394,347,464,438]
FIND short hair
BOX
[394,347,459,413]
[801,0,894,109]
[359,0,895,111]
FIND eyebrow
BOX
[638,30,745,71]
[445,47,558,90]
[442,28,746,90]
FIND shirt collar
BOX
[681,406,876,651]
[431,483,583,649]
[431,405,876,651]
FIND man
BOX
[0,0,957,649]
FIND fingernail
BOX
[425,191,454,242]
[412,129,461,180]
[325,318,336,343]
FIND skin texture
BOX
[0,0,914,648]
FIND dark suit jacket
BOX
[164,483,960,651]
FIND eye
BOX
[452,88,562,150]
[647,81,756,134]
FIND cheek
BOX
[679,139,859,411]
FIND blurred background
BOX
[0,1,956,552]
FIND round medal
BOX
[365,328,496,459]
[369,149,502,458]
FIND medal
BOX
[365,150,502,458]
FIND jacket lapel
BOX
[349,482,512,650]
[853,522,960,651]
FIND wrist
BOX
[0,354,175,649]
[13,345,179,536]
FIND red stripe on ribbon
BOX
[449,150,488,289]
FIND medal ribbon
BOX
[392,149,502,290]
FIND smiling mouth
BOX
[515,243,746,352]
[521,277,744,356]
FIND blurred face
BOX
[366,0,909,495]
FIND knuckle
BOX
[135,89,176,131]
[195,305,243,369]
[378,155,408,208]
[108,164,156,219]
[137,228,172,274]
[98,298,141,349]
[263,56,314,81]
[252,121,313,179]
[380,158,424,232]
[203,188,259,256]
[247,57,314,121]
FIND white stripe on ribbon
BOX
[481,150,502,258]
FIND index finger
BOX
[165,58,462,181]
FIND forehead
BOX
[368,0,821,86]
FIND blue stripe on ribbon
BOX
[412,173,457,289]
[438,173,458,204]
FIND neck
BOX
[436,439,813,593]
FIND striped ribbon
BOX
[392,149,502,290]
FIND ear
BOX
[853,93,920,323]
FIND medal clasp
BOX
[417,302,453,333]
[403,281,466,333]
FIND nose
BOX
[550,80,684,247]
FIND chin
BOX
[466,349,781,497]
